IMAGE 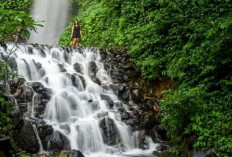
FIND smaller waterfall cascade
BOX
[0,44,158,157]
[28,0,69,45]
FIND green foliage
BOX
[59,0,232,155]
[0,0,33,13]
[10,149,30,157]
[0,9,41,42]
[0,91,13,138]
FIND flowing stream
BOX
[0,44,158,156]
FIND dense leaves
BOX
[0,0,33,13]
[0,9,40,42]
[59,0,232,155]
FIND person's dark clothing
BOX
[72,25,81,38]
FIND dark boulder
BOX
[70,74,83,90]
[69,149,85,157]
[131,88,143,103]
[8,57,17,71]
[100,94,114,108]
[28,46,33,54]
[99,117,120,145]
[59,124,71,134]
[92,77,101,86]
[73,63,83,74]
[123,75,129,82]
[58,64,67,72]
[17,84,34,103]
[17,120,40,153]
[49,131,64,152]
[135,130,147,149]
[156,144,169,152]
[109,84,120,95]
[119,90,129,103]
[78,75,86,89]
[99,48,107,61]
[89,61,97,78]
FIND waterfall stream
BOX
[28,0,69,45]
[0,44,158,156]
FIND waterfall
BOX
[28,0,69,45]
[32,124,44,153]
[0,43,158,156]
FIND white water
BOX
[28,0,69,45]
[33,124,44,153]
[0,44,158,156]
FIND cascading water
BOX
[28,0,69,45]
[0,44,159,156]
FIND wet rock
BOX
[155,125,167,141]
[69,149,85,157]
[193,148,217,157]
[99,48,107,61]
[92,77,101,86]
[49,131,64,152]
[156,144,169,152]
[78,75,86,89]
[35,122,53,150]
[59,124,71,134]
[70,74,83,90]
[18,102,28,113]
[120,111,131,120]
[58,64,66,72]
[101,83,110,90]
[97,111,108,118]
[109,84,120,95]
[89,61,97,78]
[100,94,113,108]
[37,123,53,139]
[17,120,40,153]
[9,78,24,94]
[17,84,34,103]
[8,57,17,71]
[39,49,46,58]
[73,63,83,74]
[99,117,120,145]
[119,90,129,103]
[113,101,123,109]
[61,133,71,151]
[136,130,146,149]
[34,61,42,69]
[27,82,43,90]
[28,46,33,54]
[131,88,143,103]
[123,75,129,82]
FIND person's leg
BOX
[72,38,76,46]
[75,38,80,47]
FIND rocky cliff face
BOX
[0,43,168,156]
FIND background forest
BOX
[59,0,232,156]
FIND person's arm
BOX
[71,26,74,37]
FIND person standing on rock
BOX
[71,19,82,47]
